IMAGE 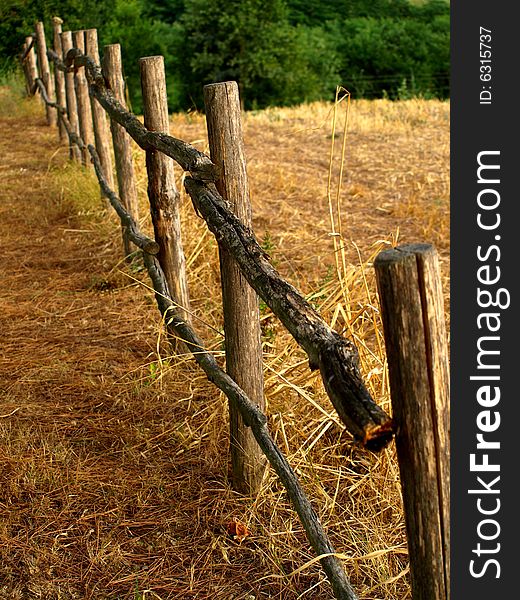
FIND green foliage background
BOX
[1,0,449,113]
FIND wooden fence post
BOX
[103,44,139,257]
[72,30,94,167]
[22,36,38,96]
[60,31,82,162]
[34,21,57,127]
[52,17,67,143]
[374,243,450,600]
[85,29,115,192]
[139,56,191,328]
[204,81,267,495]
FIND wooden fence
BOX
[19,19,450,600]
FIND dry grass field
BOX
[0,81,449,600]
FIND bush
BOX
[1,0,449,112]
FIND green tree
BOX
[101,0,177,113]
[332,14,449,99]
[173,0,333,110]
[0,0,116,67]
[143,0,185,23]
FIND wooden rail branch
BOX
[46,48,71,73]
[34,78,86,157]
[185,178,394,450]
[33,78,65,114]
[142,252,358,600]
[87,145,159,255]
[56,48,217,182]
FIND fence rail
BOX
[19,18,450,600]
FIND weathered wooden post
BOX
[72,30,94,167]
[34,21,57,127]
[139,56,191,329]
[374,243,450,600]
[60,31,82,162]
[21,36,38,96]
[85,29,115,191]
[103,44,139,257]
[52,17,67,143]
[204,81,267,494]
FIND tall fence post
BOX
[139,56,191,329]
[103,44,139,258]
[52,17,67,143]
[22,36,38,97]
[85,29,115,192]
[72,30,94,168]
[34,21,57,127]
[60,31,82,162]
[204,81,267,495]
[374,243,450,600]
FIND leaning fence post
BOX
[52,17,67,143]
[85,29,115,192]
[374,243,450,600]
[34,21,57,127]
[204,81,267,495]
[72,30,94,168]
[60,31,82,162]
[103,44,139,258]
[139,56,191,329]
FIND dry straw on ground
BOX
[0,78,449,600]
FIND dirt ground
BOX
[0,89,449,600]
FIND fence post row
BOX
[102,43,139,258]
[60,31,82,162]
[51,17,67,143]
[22,33,361,599]
[204,81,267,495]
[374,243,450,600]
[21,22,452,597]
[72,30,94,168]
[85,29,114,192]
[139,56,191,328]
[34,21,57,127]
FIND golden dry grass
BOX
[0,83,449,600]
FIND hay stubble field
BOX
[0,84,449,600]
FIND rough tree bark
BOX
[204,81,267,494]
[59,32,82,162]
[375,244,450,600]
[72,30,94,167]
[85,29,114,191]
[102,44,139,257]
[34,21,57,127]
[139,56,191,326]
[51,17,67,142]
